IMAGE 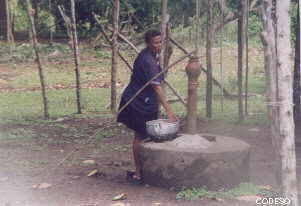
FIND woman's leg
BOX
[133,132,142,179]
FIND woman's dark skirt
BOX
[117,98,158,139]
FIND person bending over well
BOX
[117,29,178,182]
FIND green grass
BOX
[176,183,262,200]
[0,88,111,123]
[0,128,37,140]
[0,39,268,126]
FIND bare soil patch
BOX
[0,116,300,206]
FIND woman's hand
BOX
[167,111,178,122]
[153,84,178,122]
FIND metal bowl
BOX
[146,119,179,142]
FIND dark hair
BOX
[144,29,161,44]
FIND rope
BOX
[265,101,295,107]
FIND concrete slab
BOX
[140,133,251,190]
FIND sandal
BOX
[126,170,143,185]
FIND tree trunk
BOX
[111,0,120,113]
[293,0,301,135]
[276,1,299,205]
[0,0,7,39]
[70,0,82,114]
[206,0,213,118]
[1,0,13,44]
[260,0,281,184]
[195,0,200,56]
[5,0,13,44]
[49,0,53,43]
[160,0,168,69]
[58,6,73,49]
[163,24,172,69]
[245,0,249,116]
[26,0,49,119]
[237,0,247,121]
[32,0,38,30]
[261,2,299,204]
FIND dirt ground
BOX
[0,116,300,206]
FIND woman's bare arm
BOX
[152,84,178,122]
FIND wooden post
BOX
[219,4,224,112]
[195,0,200,56]
[0,0,7,38]
[70,0,82,114]
[32,0,38,28]
[163,23,172,70]
[111,0,120,113]
[160,0,168,68]
[245,0,249,116]
[276,1,299,204]
[49,0,53,43]
[58,6,73,49]
[26,0,49,119]
[6,0,14,44]
[237,0,247,121]
[206,0,213,118]
[293,0,301,134]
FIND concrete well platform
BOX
[140,133,251,190]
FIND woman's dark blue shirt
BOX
[121,47,164,115]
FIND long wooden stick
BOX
[220,2,225,112]
[169,37,193,57]
[164,80,187,107]
[169,36,233,98]
[70,0,82,114]
[245,0,250,116]
[237,0,247,120]
[93,13,112,44]
[160,0,168,67]
[195,0,200,56]
[206,0,213,118]
[58,6,73,47]
[26,0,49,119]
[111,0,120,112]
[95,13,187,109]
[117,51,194,115]
[117,32,139,53]
[118,50,187,108]
[118,50,133,71]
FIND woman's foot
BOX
[126,170,143,184]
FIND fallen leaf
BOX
[248,128,260,132]
[210,197,224,202]
[87,169,98,177]
[32,183,52,189]
[82,160,96,165]
[0,177,8,182]
[258,185,272,190]
[236,195,261,202]
[55,118,65,122]
[112,193,127,201]
[111,203,126,206]
[32,184,38,189]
